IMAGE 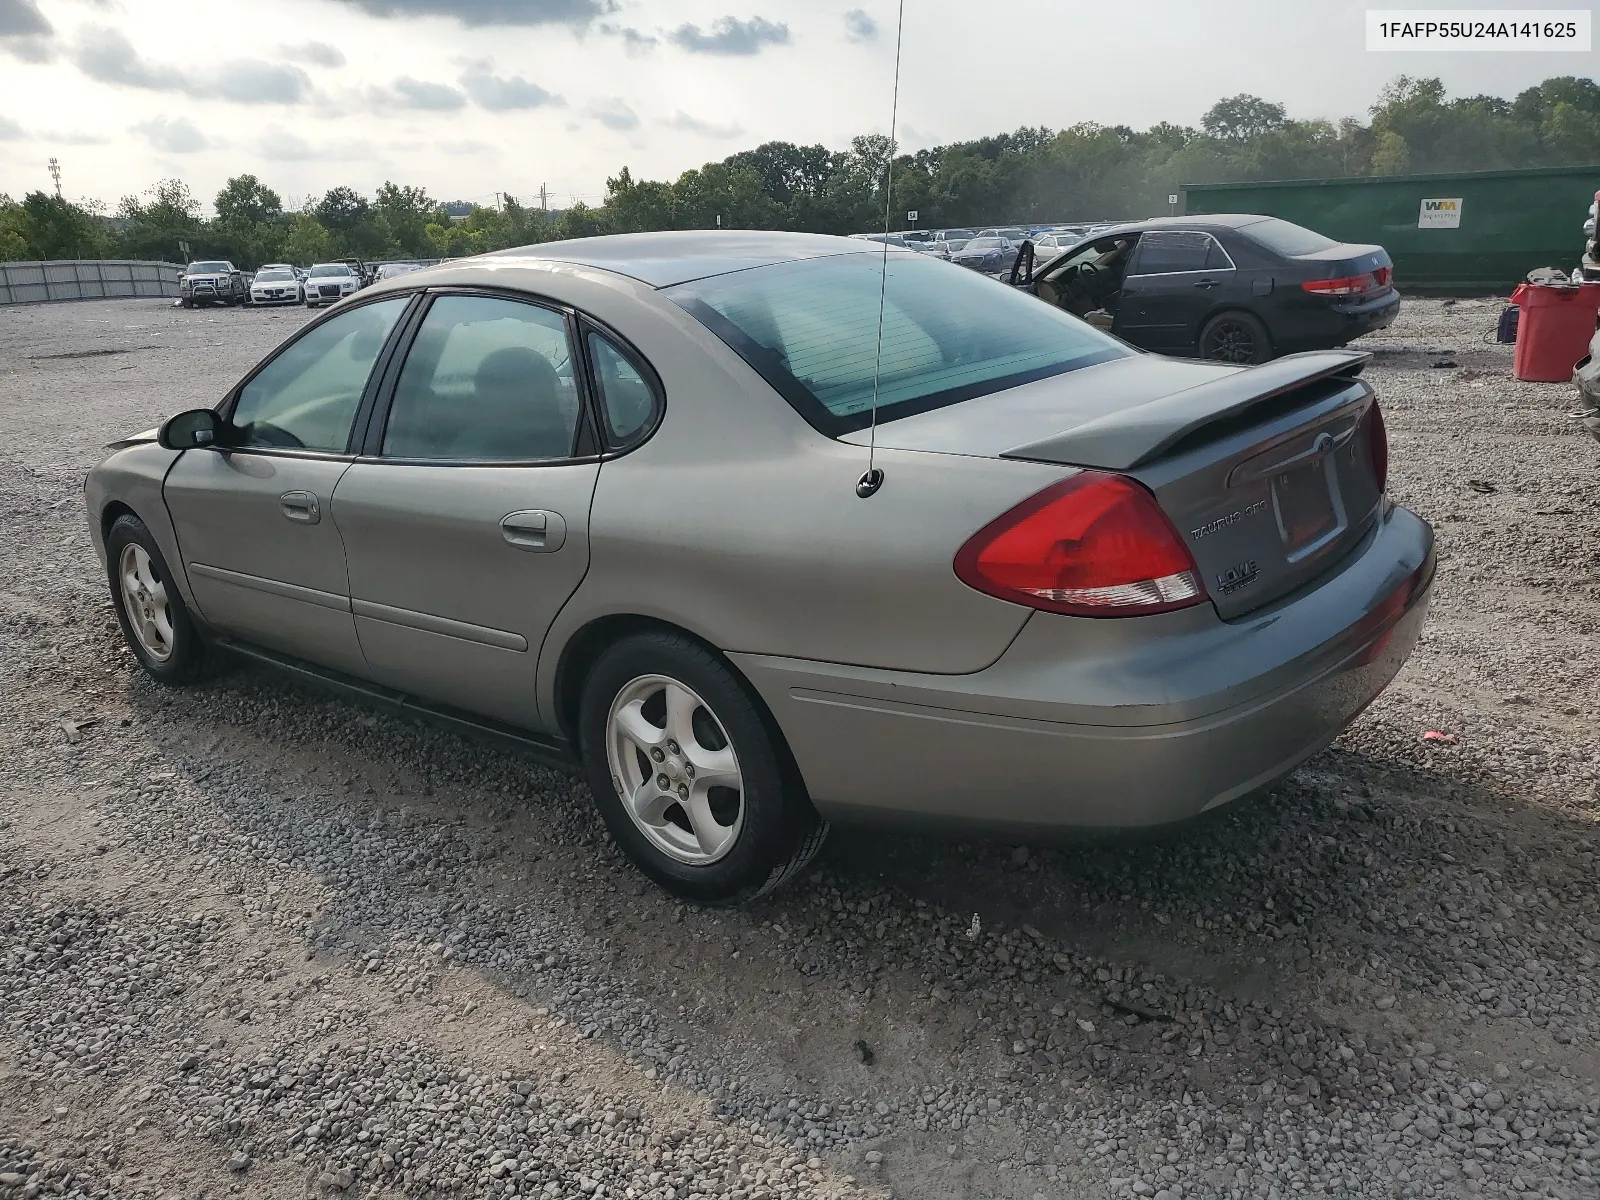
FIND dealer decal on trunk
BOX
[1216,559,1261,596]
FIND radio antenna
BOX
[855,0,906,500]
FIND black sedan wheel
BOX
[1199,311,1272,364]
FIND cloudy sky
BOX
[0,0,1591,213]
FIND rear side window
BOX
[1240,218,1338,257]
[669,251,1129,435]
[586,330,659,448]
[231,298,407,452]
[382,295,581,461]
[1131,231,1212,274]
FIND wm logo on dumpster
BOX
[1418,197,1463,229]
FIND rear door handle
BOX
[1194,278,1218,290]
[501,509,566,553]
[279,490,320,524]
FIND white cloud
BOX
[588,96,637,131]
[459,61,561,110]
[133,115,209,153]
[663,110,742,139]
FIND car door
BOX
[331,291,611,731]
[1115,230,1225,353]
[162,296,413,677]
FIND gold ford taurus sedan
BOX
[86,231,1434,902]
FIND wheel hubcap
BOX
[605,675,744,865]
[118,543,174,662]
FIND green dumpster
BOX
[1183,165,1600,294]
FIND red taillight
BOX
[1303,267,1392,295]
[954,472,1207,618]
[1302,274,1372,296]
[1367,401,1389,491]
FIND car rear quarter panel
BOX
[481,265,1073,719]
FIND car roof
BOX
[484,229,901,288]
[1093,213,1270,236]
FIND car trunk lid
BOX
[847,349,1384,618]
[1293,243,1395,298]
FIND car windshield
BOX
[943,229,974,239]
[999,229,1026,240]
[188,262,229,274]
[1239,217,1338,257]
[669,251,1130,435]
[964,237,1002,250]
[309,265,351,278]
[254,270,293,281]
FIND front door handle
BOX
[1193,278,1218,290]
[279,490,320,524]
[501,509,566,553]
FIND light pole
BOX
[48,158,61,199]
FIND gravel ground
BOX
[1,295,1598,1200]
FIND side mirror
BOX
[159,408,223,450]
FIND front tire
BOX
[578,631,827,904]
[1198,310,1272,364]
[105,514,209,685]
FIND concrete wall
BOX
[0,260,183,305]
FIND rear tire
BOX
[577,631,826,904]
[105,514,210,685]
[1199,310,1272,364]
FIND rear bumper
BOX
[733,504,1433,834]
[1278,290,1400,351]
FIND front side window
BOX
[230,298,408,452]
[587,331,658,447]
[382,294,581,461]
[1130,231,1213,275]
[670,251,1130,435]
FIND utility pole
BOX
[539,183,548,223]
[494,191,503,211]
[48,158,61,198]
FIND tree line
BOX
[2,74,1597,268]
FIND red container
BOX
[1510,282,1600,382]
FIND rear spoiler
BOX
[1001,349,1372,470]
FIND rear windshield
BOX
[1240,217,1338,257]
[668,251,1130,435]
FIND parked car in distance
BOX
[977,227,1030,245]
[1010,214,1399,364]
[180,261,248,308]
[373,262,423,281]
[304,263,360,308]
[1028,231,1081,258]
[951,235,1019,274]
[87,230,1432,903]
[248,267,304,306]
[335,258,369,288]
[935,228,976,252]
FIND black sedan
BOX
[1008,215,1399,363]
[950,235,1020,275]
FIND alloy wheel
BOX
[605,674,745,865]
[1203,320,1258,363]
[118,543,174,662]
